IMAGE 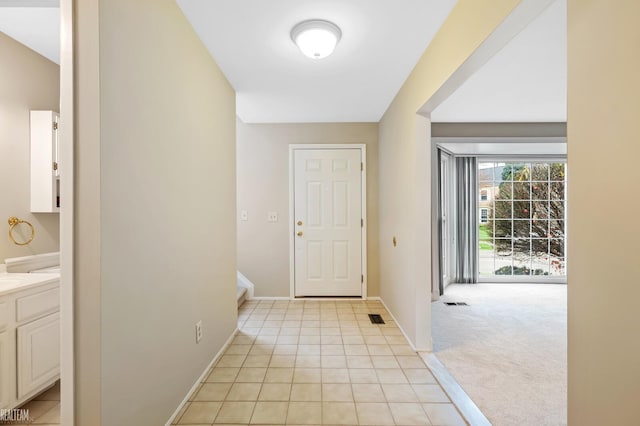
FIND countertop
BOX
[0,272,60,297]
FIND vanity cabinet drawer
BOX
[15,287,59,324]
[0,302,8,331]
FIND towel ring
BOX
[8,217,35,246]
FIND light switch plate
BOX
[240,210,248,221]
[267,212,278,222]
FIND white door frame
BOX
[60,0,74,423]
[288,144,367,300]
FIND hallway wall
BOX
[74,0,237,424]
[377,0,521,350]
[0,32,60,261]
[567,1,640,424]
[236,120,380,297]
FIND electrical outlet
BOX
[267,211,278,222]
[195,320,202,343]
[240,210,248,221]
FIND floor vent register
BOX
[444,302,469,306]
[368,314,386,324]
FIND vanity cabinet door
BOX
[17,313,60,399]
[0,331,11,408]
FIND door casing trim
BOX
[288,144,368,300]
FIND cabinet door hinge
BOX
[52,121,58,130]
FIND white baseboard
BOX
[165,327,238,426]
[373,297,431,353]
[237,271,255,299]
[251,297,372,301]
[249,296,291,301]
[420,353,491,426]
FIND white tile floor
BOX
[173,299,467,425]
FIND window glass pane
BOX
[531,240,550,275]
[495,238,512,255]
[513,241,531,276]
[531,163,549,180]
[494,238,512,275]
[496,182,512,199]
[494,220,512,238]
[479,186,493,202]
[513,260,531,275]
[479,209,489,224]
[479,236,495,276]
[513,238,530,256]
[494,201,512,219]
[532,201,549,219]
[550,163,565,181]
[511,163,531,181]
[549,220,564,238]
[531,238,549,256]
[513,220,530,238]
[532,262,550,275]
[550,201,565,220]
[530,220,549,237]
[550,182,565,199]
[550,257,565,276]
[513,201,532,219]
[495,164,511,181]
[550,239,565,258]
[478,163,495,181]
[532,182,549,200]
[513,182,531,200]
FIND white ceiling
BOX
[0,1,60,64]
[177,0,457,123]
[0,0,566,124]
[431,0,567,123]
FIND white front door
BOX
[293,148,363,297]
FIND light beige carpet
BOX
[432,284,567,426]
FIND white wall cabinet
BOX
[30,111,60,213]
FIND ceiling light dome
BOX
[291,19,341,59]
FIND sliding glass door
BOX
[478,161,567,279]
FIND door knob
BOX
[297,231,303,237]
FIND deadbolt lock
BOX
[297,220,303,226]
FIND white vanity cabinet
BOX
[0,279,60,409]
[30,110,60,213]
[17,312,60,399]
[0,330,11,408]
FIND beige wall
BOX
[378,0,520,349]
[567,1,640,424]
[74,0,237,424]
[0,32,60,262]
[237,120,379,297]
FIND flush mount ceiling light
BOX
[291,19,342,59]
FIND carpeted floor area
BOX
[432,284,567,426]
